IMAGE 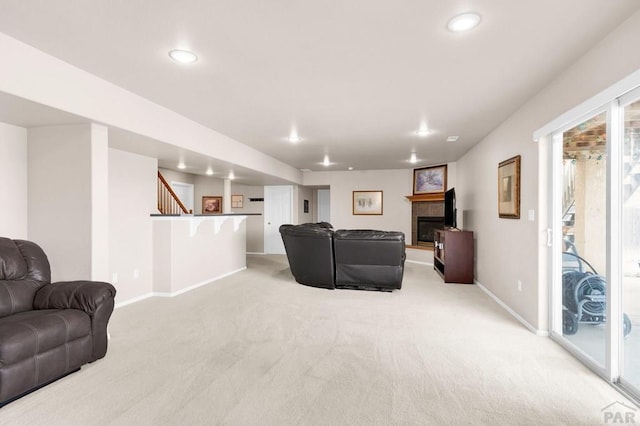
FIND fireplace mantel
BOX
[405,193,444,203]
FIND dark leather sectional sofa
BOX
[0,238,116,407]
[279,223,405,291]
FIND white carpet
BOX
[0,255,634,425]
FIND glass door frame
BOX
[548,104,614,381]
[538,79,640,403]
[617,87,640,401]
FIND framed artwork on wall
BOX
[413,165,447,195]
[353,190,383,215]
[231,194,243,208]
[202,196,223,214]
[498,155,521,219]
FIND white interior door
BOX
[264,185,293,254]
[317,189,331,223]
[171,181,194,213]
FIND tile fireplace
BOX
[409,198,445,247]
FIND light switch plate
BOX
[528,209,535,221]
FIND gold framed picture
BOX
[202,196,222,214]
[231,194,243,208]
[498,155,521,219]
[413,165,447,195]
[352,190,383,215]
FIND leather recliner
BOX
[279,224,336,289]
[0,237,116,406]
[279,224,405,291]
[333,229,405,290]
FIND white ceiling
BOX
[0,0,639,180]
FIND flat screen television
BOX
[444,187,457,228]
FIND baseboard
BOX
[114,293,155,309]
[115,267,247,308]
[475,279,549,337]
[152,266,247,298]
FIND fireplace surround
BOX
[410,199,445,247]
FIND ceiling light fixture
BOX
[348,167,354,171]
[228,171,235,180]
[177,162,186,169]
[409,153,418,164]
[323,155,331,167]
[287,135,302,143]
[447,12,481,32]
[446,136,459,142]
[206,168,214,176]
[168,49,198,64]
[415,128,431,137]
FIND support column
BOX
[223,178,232,213]
[28,123,109,281]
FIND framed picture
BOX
[202,196,223,214]
[498,155,521,219]
[353,190,383,215]
[231,194,243,208]
[303,199,309,213]
[413,165,447,195]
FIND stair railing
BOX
[157,171,192,215]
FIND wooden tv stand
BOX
[433,228,474,284]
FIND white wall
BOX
[303,169,410,234]
[91,124,109,281]
[28,124,108,281]
[0,122,28,239]
[0,32,302,185]
[456,10,640,332]
[193,174,224,214]
[109,148,157,305]
[303,165,456,236]
[298,186,314,224]
[230,183,264,253]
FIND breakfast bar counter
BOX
[151,214,249,296]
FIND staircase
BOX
[157,171,191,215]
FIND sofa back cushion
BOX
[279,225,336,289]
[0,238,50,318]
[333,229,406,289]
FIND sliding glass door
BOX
[621,93,640,391]
[549,86,640,401]
[555,111,608,368]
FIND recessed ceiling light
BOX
[415,128,431,137]
[447,13,481,32]
[177,162,186,169]
[287,135,302,143]
[323,155,331,167]
[348,167,354,171]
[228,171,235,180]
[446,136,459,142]
[168,49,198,64]
[206,168,214,175]
[409,153,418,164]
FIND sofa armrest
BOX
[34,281,116,314]
[34,281,116,361]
